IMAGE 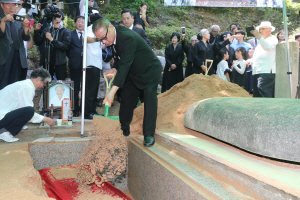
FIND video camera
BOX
[21,0,34,10]
[44,5,61,21]
[88,6,98,15]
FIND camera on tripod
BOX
[21,0,34,10]
[44,5,61,21]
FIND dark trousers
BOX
[119,79,158,137]
[0,107,34,136]
[253,73,275,98]
[0,48,23,90]
[85,66,100,115]
[49,64,67,81]
[70,0,80,19]
[70,68,82,112]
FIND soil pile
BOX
[77,117,127,187]
[130,74,250,135]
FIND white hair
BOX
[191,35,197,41]
[199,29,209,35]
[210,25,220,31]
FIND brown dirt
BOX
[77,117,127,188]
[130,74,250,136]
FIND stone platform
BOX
[184,97,300,162]
[128,132,300,200]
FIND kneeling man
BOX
[0,68,55,142]
[93,18,161,147]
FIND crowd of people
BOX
[0,0,299,145]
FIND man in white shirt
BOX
[246,21,278,97]
[0,68,55,142]
[84,13,102,119]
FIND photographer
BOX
[34,7,71,80]
[0,0,31,90]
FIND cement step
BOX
[128,136,252,200]
[154,132,300,200]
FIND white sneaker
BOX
[0,132,19,143]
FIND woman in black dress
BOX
[182,34,198,78]
[193,29,239,75]
[133,2,149,30]
[161,32,184,93]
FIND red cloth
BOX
[38,166,131,200]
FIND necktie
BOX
[79,32,83,47]
[112,44,117,58]
[255,38,257,46]
[10,21,20,50]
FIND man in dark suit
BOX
[93,18,161,147]
[67,16,84,117]
[0,0,31,90]
[121,9,151,48]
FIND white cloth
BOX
[233,60,246,75]
[216,60,229,81]
[252,35,278,75]
[86,25,102,69]
[49,94,69,107]
[0,79,44,123]
[80,0,85,16]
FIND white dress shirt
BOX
[252,35,278,75]
[49,94,69,107]
[86,25,102,69]
[0,79,44,122]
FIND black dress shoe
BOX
[92,110,100,115]
[96,98,102,107]
[117,97,122,103]
[73,110,79,117]
[122,129,130,137]
[84,113,94,120]
[143,136,155,147]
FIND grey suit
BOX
[0,10,30,68]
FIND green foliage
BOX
[147,25,198,49]
[63,16,76,31]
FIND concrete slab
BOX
[54,137,94,143]
[184,97,300,162]
[32,137,54,143]
[155,132,300,199]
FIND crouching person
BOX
[0,68,55,142]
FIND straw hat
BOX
[256,21,275,32]
[0,0,20,3]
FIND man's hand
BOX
[1,14,14,23]
[170,64,176,70]
[46,32,53,42]
[22,18,29,28]
[35,23,43,31]
[250,25,261,39]
[182,34,185,40]
[201,65,206,72]
[103,85,119,107]
[104,68,117,79]
[43,117,55,126]
[229,34,243,42]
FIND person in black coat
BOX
[181,34,198,78]
[161,32,184,93]
[66,16,84,117]
[209,25,221,45]
[93,18,161,147]
[133,2,149,29]
[193,29,240,75]
[34,9,71,80]
[220,31,236,68]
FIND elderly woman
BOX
[133,2,149,29]
[209,25,221,44]
[161,32,184,93]
[277,29,285,43]
[182,34,198,78]
[193,29,240,75]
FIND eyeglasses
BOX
[259,28,271,31]
[99,27,108,42]
[211,31,218,33]
[191,40,198,42]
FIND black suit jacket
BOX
[132,26,152,48]
[113,26,160,90]
[67,30,83,69]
